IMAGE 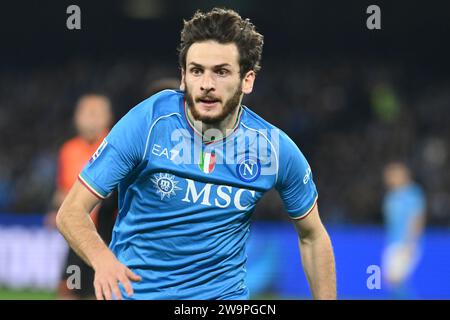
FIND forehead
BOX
[385,164,407,175]
[76,96,110,114]
[186,41,240,68]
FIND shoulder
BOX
[409,183,426,199]
[240,105,278,132]
[241,105,302,155]
[60,137,84,155]
[106,90,184,153]
[241,106,287,143]
[132,89,184,123]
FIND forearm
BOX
[56,205,111,269]
[299,228,336,299]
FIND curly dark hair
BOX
[178,8,264,78]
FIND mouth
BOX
[196,97,221,108]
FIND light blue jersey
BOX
[79,90,318,300]
[383,183,426,245]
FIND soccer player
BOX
[46,93,115,299]
[56,8,336,300]
[382,161,426,298]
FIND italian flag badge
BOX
[199,150,216,174]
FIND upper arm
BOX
[410,209,426,233]
[292,203,325,240]
[275,131,318,219]
[79,103,150,197]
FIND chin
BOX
[198,109,221,118]
[192,106,221,120]
[197,115,222,124]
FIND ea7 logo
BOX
[151,144,180,161]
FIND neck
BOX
[186,103,242,142]
[81,131,105,145]
[391,180,411,190]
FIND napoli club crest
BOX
[236,157,261,182]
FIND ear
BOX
[179,69,186,91]
[241,70,256,94]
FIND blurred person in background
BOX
[45,93,115,299]
[382,161,427,298]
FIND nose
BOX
[200,71,215,92]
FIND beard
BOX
[184,81,243,125]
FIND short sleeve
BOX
[79,102,151,199]
[275,131,318,219]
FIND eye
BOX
[190,67,202,76]
[216,68,229,76]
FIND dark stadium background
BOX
[0,0,449,299]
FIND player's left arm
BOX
[406,210,426,246]
[292,203,336,300]
[406,189,427,247]
[275,130,336,299]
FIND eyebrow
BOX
[188,62,232,69]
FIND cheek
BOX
[223,81,241,97]
[77,114,90,126]
[97,118,108,128]
[184,78,198,92]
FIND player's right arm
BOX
[56,95,158,299]
[56,179,141,300]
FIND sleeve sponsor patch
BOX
[89,139,108,164]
